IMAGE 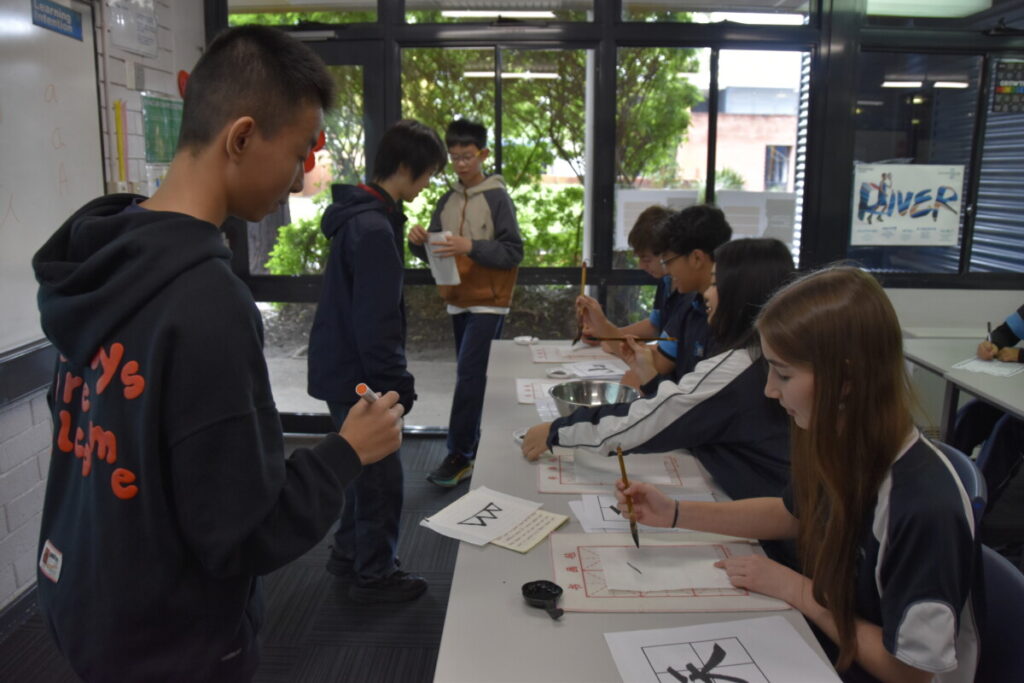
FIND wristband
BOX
[671,499,679,529]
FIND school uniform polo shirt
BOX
[783,433,980,681]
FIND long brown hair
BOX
[755,266,912,670]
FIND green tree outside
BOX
[231,13,705,276]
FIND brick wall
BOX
[0,390,52,607]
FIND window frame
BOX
[209,0,1024,305]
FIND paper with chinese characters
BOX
[605,615,840,682]
[420,486,540,545]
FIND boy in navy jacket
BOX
[308,119,446,602]
[32,26,404,682]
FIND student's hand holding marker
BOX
[339,384,405,464]
[521,422,553,461]
[619,336,659,384]
[613,480,676,527]
[980,340,1022,362]
[408,224,429,246]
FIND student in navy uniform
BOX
[408,119,523,488]
[617,267,980,683]
[521,238,795,503]
[32,26,405,682]
[576,205,679,387]
[307,119,447,602]
[953,303,1024,562]
[952,303,1024,455]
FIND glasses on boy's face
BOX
[449,150,482,165]
[659,253,684,268]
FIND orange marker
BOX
[355,383,379,403]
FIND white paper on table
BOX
[564,359,629,379]
[534,395,561,421]
[425,231,460,285]
[596,546,735,592]
[572,450,711,490]
[419,486,540,545]
[952,357,1024,377]
[530,344,617,363]
[539,449,712,495]
[605,615,841,683]
[515,378,560,404]
[550,533,780,612]
[574,494,715,534]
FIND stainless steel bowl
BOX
[547,380,639,418]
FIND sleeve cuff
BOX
[312,432,364,489]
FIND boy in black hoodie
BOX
[307,119,446,602]
[31,26,404,682]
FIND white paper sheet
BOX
[952,357,1024,377]
[419,486,540,545]
[538,449,712,495]
[426,231,460,285]
[530,344,617,363]
[515,378,560,404]
[550,533,783,613]
[572,494,715,533]
[605,616,841,682]
[534,395,562,421]
[563,359,629,379]
[597,545,735,592]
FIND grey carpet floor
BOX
[0,435,466,683]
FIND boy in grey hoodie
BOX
[409,119,523,487]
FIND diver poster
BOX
[850,164,963,246]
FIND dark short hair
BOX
[628,205,675,253]
[658,204,733,257]
[177,25,335,151]
[373,119,447,182]
[710,238,794,351]
[445,119,487,149]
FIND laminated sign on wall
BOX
[850,163,963,246]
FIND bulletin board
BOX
[0,0,104,355]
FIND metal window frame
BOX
[205,0,1024,302]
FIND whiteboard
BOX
[0,0,104,354]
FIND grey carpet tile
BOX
[0,436,455,683]
[280,644,438,683]
[0,620,78,682]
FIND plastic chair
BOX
[976,414,1024,510]
[975,545,1024,680]
[932,440,987,527]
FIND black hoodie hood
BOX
[322,183,406,240]
[33,193,231,366]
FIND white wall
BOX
[96,0,205,193]
[888,289,1022,337]
[0,0,206,613]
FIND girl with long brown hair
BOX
[616,266,980,682]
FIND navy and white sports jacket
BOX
[547,348,791,500]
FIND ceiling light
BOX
[882,81,923,88]
[464,71,559,79]
[934,81,969,88]
[441,11,556,19]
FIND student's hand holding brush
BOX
[618,336,659,385]
[576,295,616,347]
[613,480,678,528]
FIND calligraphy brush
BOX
[586,336,676,342]
[571,260,587,344]
[616,446,639,548]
